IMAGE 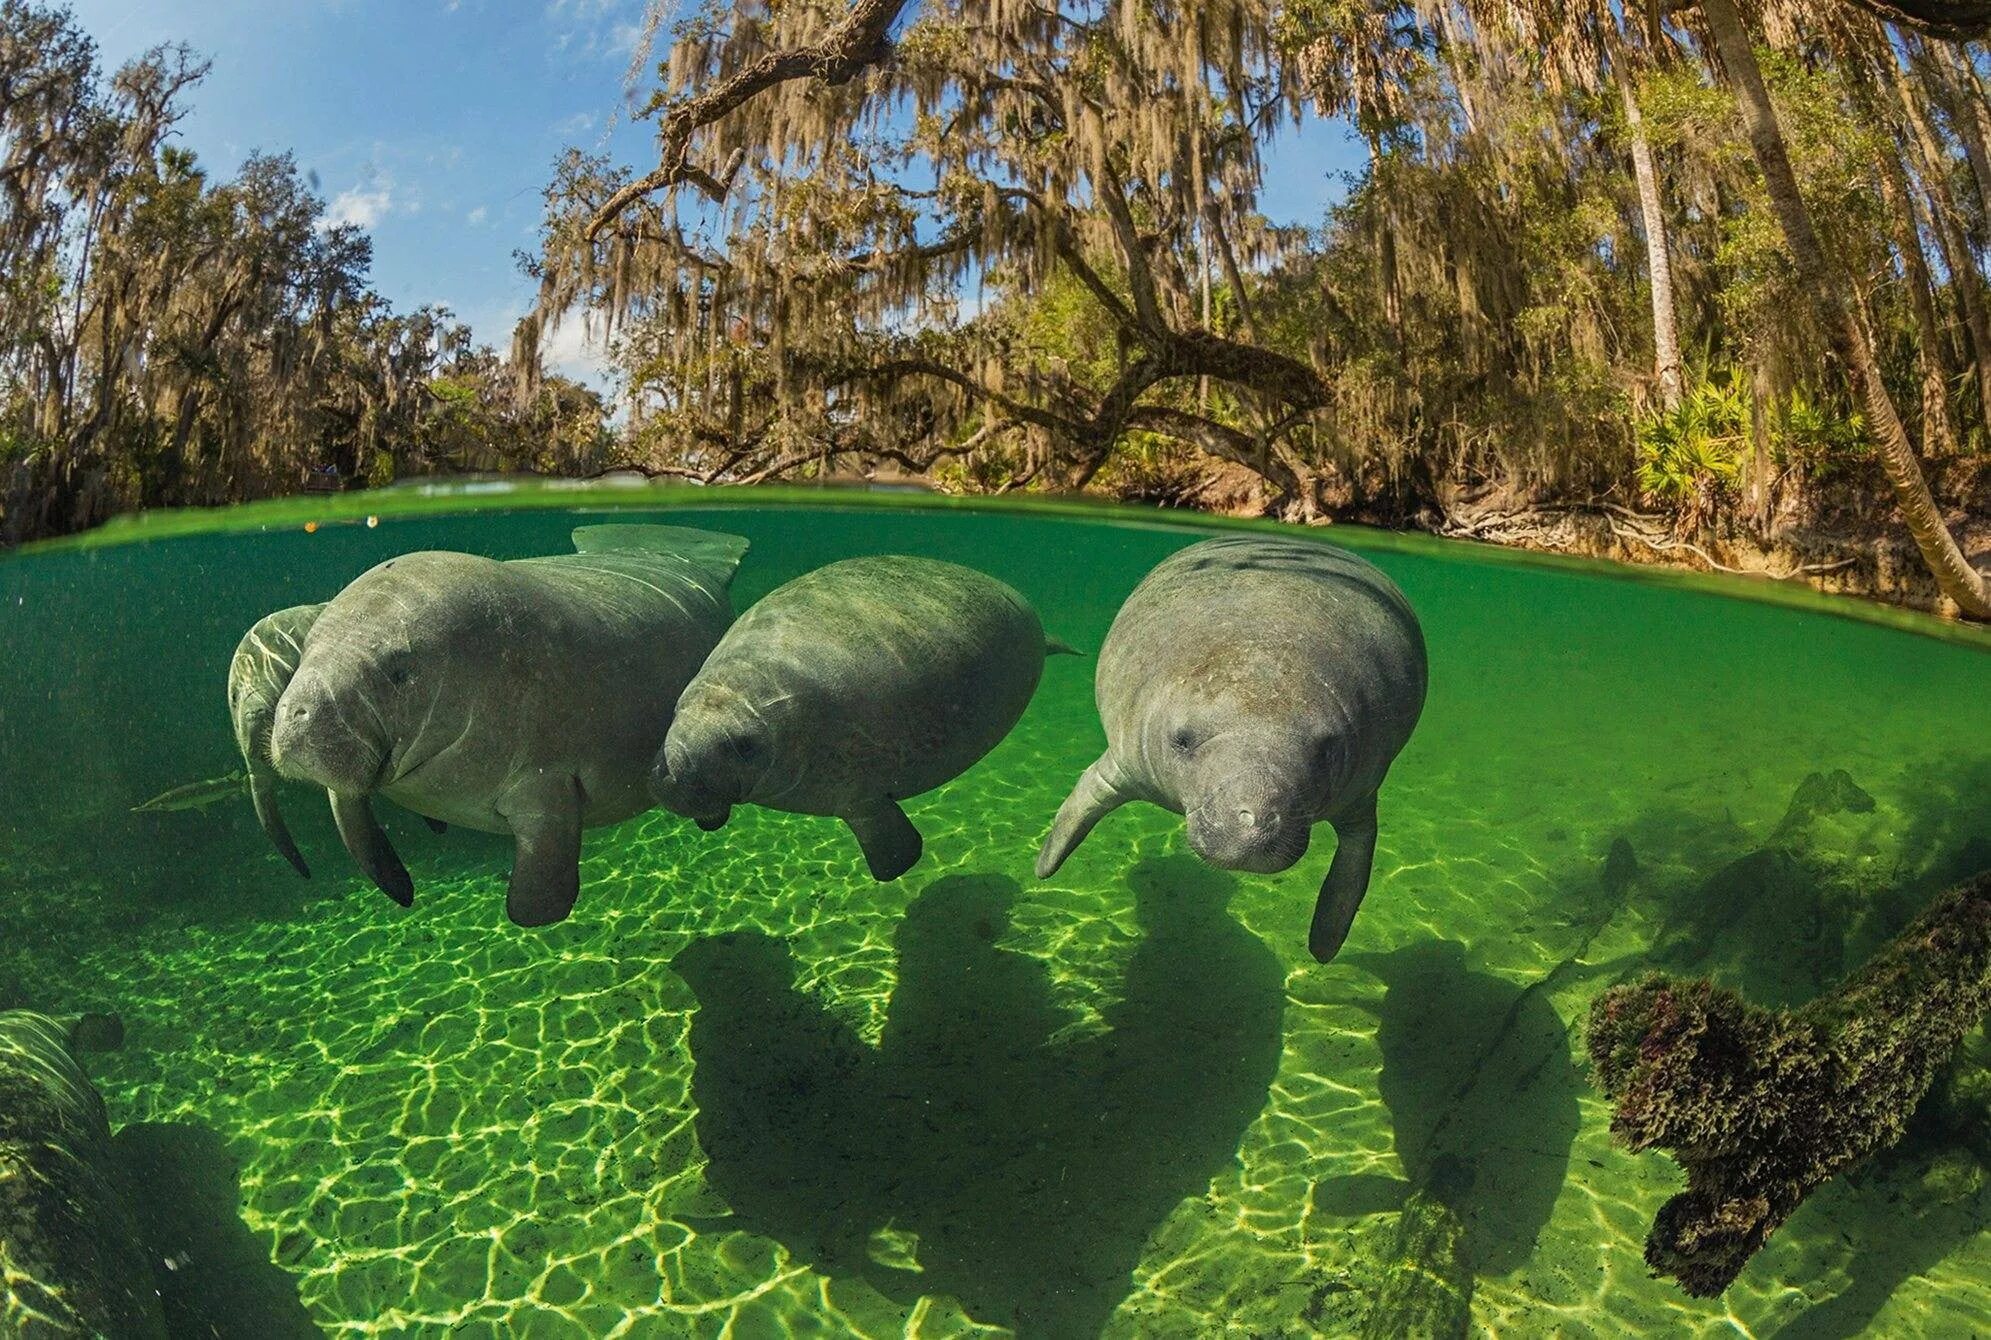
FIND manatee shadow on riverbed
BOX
[112,1121,318,1338]
[1631,758,1991,1008]
[1314,939,1582,1278]
[671,856,1285,1339]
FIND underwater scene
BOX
[2,493,1989,1338]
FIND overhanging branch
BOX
[584,0,914,240]
[1842,0,1991,38]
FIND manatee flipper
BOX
[1036,754,1133,878]
[1046,636,1084,657]
[423,815,449,835]
[499,774,584,927]
[249,763,310,878]
[330,791,415,907]
[1310,794,1380,964]
[846,799,923,882]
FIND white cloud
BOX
[546,0,647,62]
[539,316,614,387]
[555,110,597,137]
[324,184,392,230]
[466,205,489,226]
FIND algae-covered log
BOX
[0,1011,165,1337]
[1588,868,1991,1297]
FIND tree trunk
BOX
[1700,0,1988,616]
[1934,42,1991,233]
[1877,138,1959,457]
[1622,78,1685,412]
[1888,49,1991,437]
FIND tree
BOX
[522,0,1986,615]
[527,0,1339,508]
[0,1,604,542]
[1697,0,1988,616]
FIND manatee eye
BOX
[379,652,413,687]
[1171,727,1200,755]
[729,733,764,764]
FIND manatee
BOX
[1036,536,1427,963]
[267,524,748,925]
[227,602,326,876]
[650,555,1071,881]
[0,1010,165,1339]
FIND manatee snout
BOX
[269,671,384,793]
[650,686,771,831]
[649,741,738,832]
[1186,778,1313,874]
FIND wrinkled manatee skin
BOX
[228,603,326,878]
[654,555,1059,880]
[266,525,747,924]
[0,1011,165,1339]
[1040,536,1427,962]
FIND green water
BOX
[1,492,1988,1338]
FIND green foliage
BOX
[0,0,605,542]
[1773,387,1870,478]
[1635,375,1749,507]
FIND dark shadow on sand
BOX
[672,856,1284,1339]
[1771,1137,1991,1340]
[113,1121,318,1338]
[1316,940,1582,1278]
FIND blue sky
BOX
[67,1,1365,386]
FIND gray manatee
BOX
[268,524,748,926]
[228,602,326,877]
[0,1010,165,1339]
[1036,536,1427,963]
[650,555,1072,881]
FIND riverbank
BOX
[1098,452,1991,621]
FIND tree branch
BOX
[584,0,913,240]
[1841,0,1991,38]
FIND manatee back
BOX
[510,524,751,641]
[570,523,749,587]
[1101,535,1427,757]
[712,555,1049,805]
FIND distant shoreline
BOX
[10,476,1986,649]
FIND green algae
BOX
[0,497,1986,1336]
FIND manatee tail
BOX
[571,524,750,591]
[1045,635,1085,657]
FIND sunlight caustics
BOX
[0,493,1986,1337]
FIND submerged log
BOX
[1587,868,1991,1296]
[0,1010,165,1337]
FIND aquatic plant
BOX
[1587,867,1991,1296]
